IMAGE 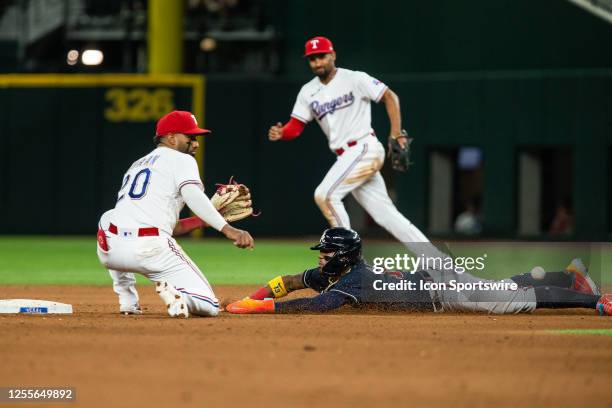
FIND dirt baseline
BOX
[0,285,611,408]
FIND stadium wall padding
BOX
[1,72,609,239]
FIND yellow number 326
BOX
[105,88,175,122]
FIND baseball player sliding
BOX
[97,110,254,318]
[226,228,611,315]
[268,36,443,259]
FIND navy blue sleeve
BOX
[275,291,349,313]
[302,268,329,293]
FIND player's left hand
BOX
[226,297,275,314]
[387,130,413,172]
[392,135,408,149]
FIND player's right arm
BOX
[247,272,307,300]
[268,85,311,142]
[247,265,332,299]
[268,117,306,141]
[228,268,354,313]
[227,289,350,314]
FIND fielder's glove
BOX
[387,129,413,172]
[211,177,259,222]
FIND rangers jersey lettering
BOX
[291,68,388,151]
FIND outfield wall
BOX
[0,72,610,239]
[0,75,204,234]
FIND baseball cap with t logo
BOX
[156,110,211,137]
[304,36,334,56]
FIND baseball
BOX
[530,266,546,280]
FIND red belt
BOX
[335,140,358,156]
[108,223,159,237]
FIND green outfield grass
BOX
[0,236,610,286]
[0,236,314,285]
[548,329,612,336]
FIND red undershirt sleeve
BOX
[281,117,306,141]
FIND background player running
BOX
[268,36,444,259]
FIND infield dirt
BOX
[1,285,611,408]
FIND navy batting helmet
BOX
[311,228,362,279]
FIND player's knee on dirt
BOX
[197,305,219,317]
[190,302,220,317]
[186,297,220,317]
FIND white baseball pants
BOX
[427,269,537,314]
[314,136,445,258]
[97,214,219,317]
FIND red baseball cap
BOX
[304,36,334,56]
[155,110,211,137]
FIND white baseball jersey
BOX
[111,146,203,236]
[291,67,388,151]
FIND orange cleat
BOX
[226,297,275,314]
[596,294,612,316]
[565,258,600,296]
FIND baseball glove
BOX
[387,129,413,172]
[211,177,258,222]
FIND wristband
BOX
[267,276,288,298]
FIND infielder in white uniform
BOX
[97,110,254,318]
[269,36,443,258]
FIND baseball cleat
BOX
[155,281,189,318]
[119,304,143,315]
[565,258,600,296]
[596,294,612,316]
